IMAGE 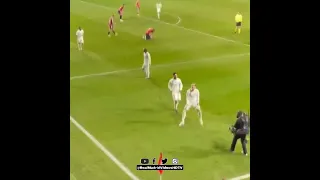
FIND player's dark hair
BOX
[173,72,177,75]
[236,110,244,118]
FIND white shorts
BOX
[157,9,161,13]
[184,103,201,111]
[172,92,181,101]
[77,37,84,44]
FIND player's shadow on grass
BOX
[167,141,230,158]
[148,78,163,89]
[148,78,175,112]
[167,146,214,158]
[124,108,168,126]
[211,140,230,154]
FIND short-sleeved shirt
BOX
[235,14,242,22]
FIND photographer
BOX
[229,111,249,156]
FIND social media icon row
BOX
[140,158,178,164]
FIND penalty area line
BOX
[70,116,140,180]
[70,53,250,80]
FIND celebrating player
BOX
[143,28,155,40]
[136,0,140,16]
[234,12,243,34]
[179,84,203,127]
[168,72,183,112]
[76,27,84,51]
[118,4,125,22]
[108,15,117,37]
[141,48,151,79]
[156,1,162,19]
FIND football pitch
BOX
[70,0,250,179]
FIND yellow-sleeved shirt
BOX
[235,14,243,23]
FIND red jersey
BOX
[136,0,140,8]
[118,5,124,12]
[146,28,154,34]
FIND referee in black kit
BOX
[229,111,249,156]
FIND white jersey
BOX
[143,52,151,66]
[168,78,183,93]
[186,88,200,105]
[76,29,84,39]
[156,3,162,12]
[76,29,84,43]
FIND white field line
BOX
[70,116,141,180]
[163,12,181,25]
[229,173,250,180]
[78,0,250,47]
[176,16,181,25]
[70,53,249,80]
[70,173,77,180]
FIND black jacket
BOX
[234,116,249,135]
[234,118,244,130]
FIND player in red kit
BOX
[143,28,155,40]
[118,4,124,22]
[136,0,140,16]
[108,15,117,37]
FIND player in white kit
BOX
[76,27,84,51]
[179,84,203,127]
[168,72,183,112]
[156,2,162,19]
[141,48,151,79]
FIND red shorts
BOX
[118,10,123,15]
[136,5,140,9]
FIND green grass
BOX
[70,0,250,179]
